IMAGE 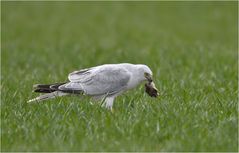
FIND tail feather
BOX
[27,91,68,103]
[28,82,84,103]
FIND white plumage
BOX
[28,63,157,110]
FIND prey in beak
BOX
[144,73,159,97]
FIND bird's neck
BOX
[127,72,145,90]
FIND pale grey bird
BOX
[28,63,159,110]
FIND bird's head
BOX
[137,64,159,98]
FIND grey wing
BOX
[59,67,131,96]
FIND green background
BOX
[1,1,238,151]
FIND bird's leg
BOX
[100,93,109,107]
[104,96,115,112]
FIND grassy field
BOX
[1,1,238,152]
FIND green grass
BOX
[1,1,238,152]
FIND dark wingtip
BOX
[33,84,51,89]
[33,88,54,93]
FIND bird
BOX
[28,63,159,110]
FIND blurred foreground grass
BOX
[1,1,238,151]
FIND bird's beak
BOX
[150,82,159,97]
[150,82,158,90]
[144,74,159,97]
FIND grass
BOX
[1,1,238,152]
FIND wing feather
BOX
[60,66,131,96]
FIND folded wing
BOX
[59,66,131,96]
